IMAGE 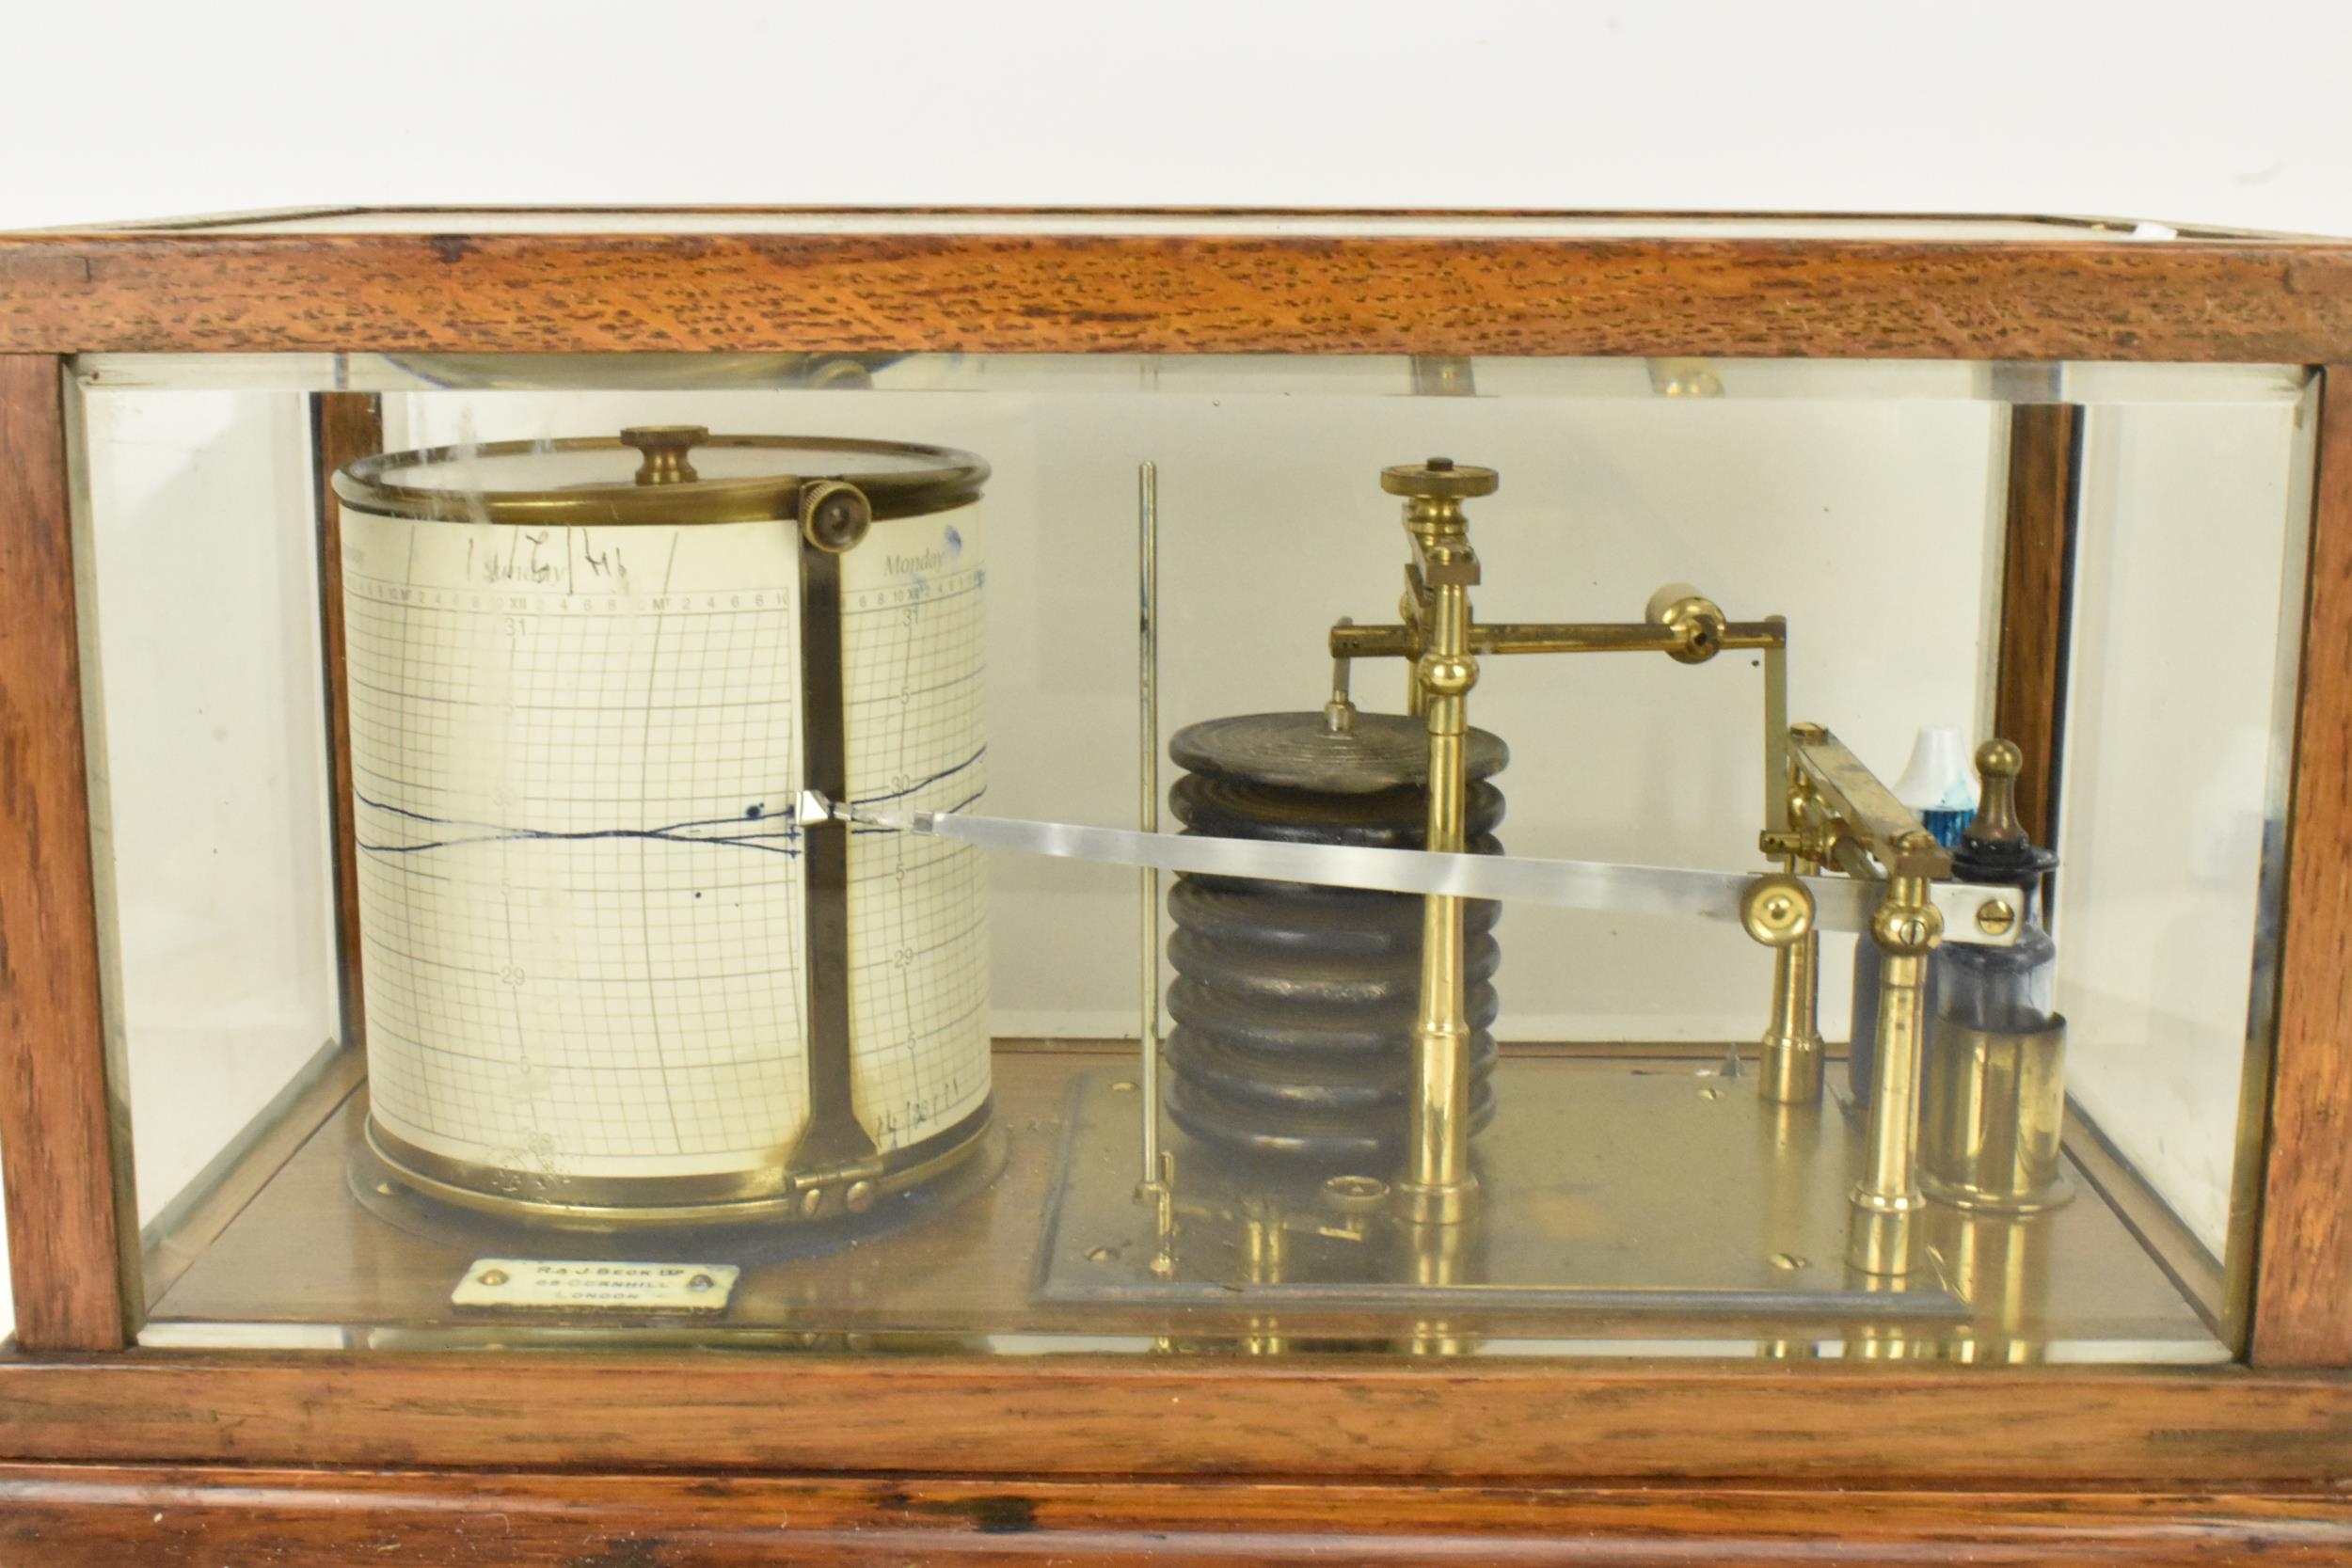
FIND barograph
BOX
[1,210,2350,1560]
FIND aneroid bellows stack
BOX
[1161,711,1509,1165]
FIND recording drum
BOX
[331,426,993,1224]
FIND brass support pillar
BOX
[1757,763,1828,1105]
[1241,1195,1286,1356]
[1760,884,1824,1102]
[1386,458,1496,1226]
[1848,841,1945,1275]
[1400,1214,1479,1356]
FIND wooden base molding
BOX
[2,1465,2349,1567]
[5,1354,2352,1487]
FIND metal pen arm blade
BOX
[812,794,2020,948]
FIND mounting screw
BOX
[1322,1174,1390,1212]
[1976,898,2019,938]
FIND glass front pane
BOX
[72,352,2312,1362]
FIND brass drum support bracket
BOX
[784,475,884,1192]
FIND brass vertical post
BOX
[1386,458,1497,1226]
[1849,836,1945,1275]
[1759,755,1827,1104]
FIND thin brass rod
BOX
[1761,616,1789,835]
[1407,577,1474,1219]
[1326,616,1358,733]
[1136,461,1162,1188]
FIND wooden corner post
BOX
[0,355,131,1351]
[2253,363,2352,1367]
[1992,402,2082,847]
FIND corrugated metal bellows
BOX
[1162,711,1509,1165]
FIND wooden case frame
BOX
[2,208,2351,1563]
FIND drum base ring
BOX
[355,1098,996,1236]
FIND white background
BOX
[0,0,2336,1338]
[1,0,2350,237]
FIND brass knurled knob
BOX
[1381,455,1500,500]
[800,479,874,554]
[620,424,707,486]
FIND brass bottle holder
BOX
[1916,741,2073,1216]
[1919,1021,2073,1214]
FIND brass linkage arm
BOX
[1786,729,1954,881]
[1330,618,1788,662]
[1330,581,1785,673]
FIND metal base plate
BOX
[1038,1059,2223,1355]
[137,1047,2220,1358]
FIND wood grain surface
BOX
[2255,365,2352,1366]
[2,1352,2351,1485]
[0,355,129,1352]
[7,230,2352,359]
[1993,404,2081,845]
[2,1464,2351,1567]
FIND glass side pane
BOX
[73,390,342,1259]
[2057,392,2314,1268]
[69,355,2308,1363]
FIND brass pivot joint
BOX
[1744,867,1827,1105]
[1645,581,1729,665]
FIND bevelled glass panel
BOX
[70,352,2309,1364]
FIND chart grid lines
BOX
[342,506,990,1189]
